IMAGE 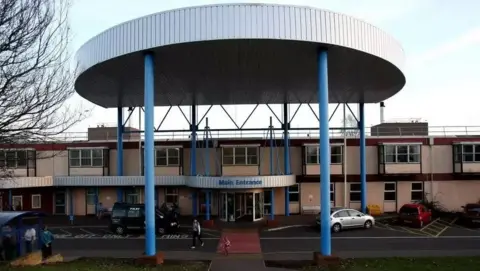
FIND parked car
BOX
[397,203,432,228]
[459,203,480,228]
[316,207,375,233]
[110,202,180,235]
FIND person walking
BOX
[24,227,36,254]
[40,226,54,262]
[191,218,204,249]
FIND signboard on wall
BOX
[218,179,263,186]
[186,175,296,189]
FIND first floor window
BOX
[165,187,179,206]
[349,183,361,202]
[288,184,299,202]
[0,150,35,168]
[384,182,396,201]
[411,182,423,202]
[382,144,421,163]
[70,149,104,167]
[305,145,343,164]
[222,146,258,165]
[155,148,180,166]
[454,144,480,162]
[31,194,41,209]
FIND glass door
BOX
[253,192,264,221]
[219,192,227,221]
[227,192,235,222]
[235,193,245,220]
[54,191,66,214]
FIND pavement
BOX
[43,215,480,269]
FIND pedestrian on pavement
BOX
[24,227,36,254]
[191,218,204,249]
[40,226,54,262]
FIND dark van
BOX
[110,202,180,235]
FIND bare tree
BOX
[341,114,359,137]
[0,0,87,144]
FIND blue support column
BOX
[268,117,275,220]
[117,107,124,175]
[144,52,156,256]
[68,188,74,224]
[283,103,290,216]
[359,103,367,213]
[205,118,210,221]
[191,104,198,217]
[117,188,123,202]
[318,48,331,256]
[8,189,12,207]
[206,190,210,220]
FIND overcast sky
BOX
[67,0,480,138]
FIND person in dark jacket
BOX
[40,226,54,261]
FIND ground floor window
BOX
[165,187,179,206]
[125,188,140,204]
[263,189,272,215]
[330,183,335,203]
[384,182,396,201]
[349,183,361,202]
[411,182,423,202]
[288,184,299,202]
[86,188,96,205]
[31,194,41,209]
[12,195,22,210]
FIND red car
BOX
[397,203,432,228]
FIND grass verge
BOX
[267,257,480,270]
[1,258,210,270]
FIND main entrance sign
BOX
[186,175,295,188]
[218,179,262,186]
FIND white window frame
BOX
[69,149,104,167]
[349,183,361,202]
[12,195,23,210]
[382,144,421,164]
[288,184,299,203]
[384,182,396,201]
[411,182,423,202]
[0,150,31,168]
[165,187,179,206]
[454,144,480,163]
[222,146,258,165]
[31,194,42,209]
[304,145,343,165]
[155,147,180,166]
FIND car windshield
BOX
[399,206,419,215]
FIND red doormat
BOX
[217,232,262,254]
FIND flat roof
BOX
[74,3,406,108]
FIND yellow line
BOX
[449,217,458,225]
[436,226,449,237]
[399,226,433,237]
[421,218,440,231]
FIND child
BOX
[221,236,231,256]
[191,218,204,249]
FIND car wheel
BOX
[157,227,165,235]
[364,220,373,229]
[114,226,125,235]
[331,223,342,233]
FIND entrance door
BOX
[219,192,236,222]
[253,192,264,221]
[54,191,66,214]
[235,193,245,220]
[219,192,227,221]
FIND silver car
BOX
[316,207,375,233]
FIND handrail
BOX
[20,126,480,143]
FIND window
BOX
[165,188,179,206]
[0,150,34,168]
[347,210,363,217]
[349,183,361,202]
[125,188,139,204]
[155,148,180,166]
[12,196,23,210]
[127,207,142,218]
[304,145,343,164]
[384,182,396,201]
[333,210,349,218]
[69,149,104,167]
[86,188,96,205]
[454,144,480,162]
[382,144,420,163]
[222,146,258,165]
[288,184,299,202]
[411,182,423,201]
[31,194,41,209]
[263,189,272,215]
[330,183,335,202]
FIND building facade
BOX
[0,132,479,220]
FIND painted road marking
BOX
[265,225,310,232]
[376,222,427,236]
[53,234,219,240]
[79,228,96,235]
[259,235,480,240]
[59,229,72,235]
